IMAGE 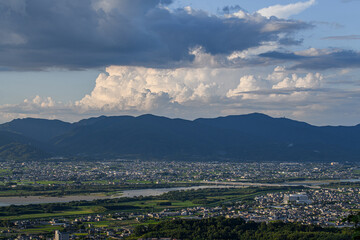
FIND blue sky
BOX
[0,0,360,125]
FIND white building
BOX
[284,193,312,204]
[54,230,69,240]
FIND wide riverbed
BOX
[0,185,232,206]
[1,179,358,206]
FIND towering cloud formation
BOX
[77,66,224,111]
[76,65,324,113]
[227,66,323,99]
[0,63,356,125]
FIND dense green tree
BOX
[131,217,353,240]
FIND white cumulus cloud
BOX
[227,75,271,99]
[257,0,316,19]
[273,72,323,89]
[227,66,323,99]
[0,65,346,125]
[75,65,325,117]
[76,66,226,111]
[24,95,56,108]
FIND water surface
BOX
[0,185,231,206]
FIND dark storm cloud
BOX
[260,50,360,70]
[0,0,310,70]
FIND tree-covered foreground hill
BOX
[131,217,353,240]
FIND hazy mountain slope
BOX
[49,114,357,161]
[195,113,320,143]
[0,113,359,161]
[51,114,267,159]
[195,113,360,150]
[0,131,51,160]
[0,142,50,161]
[0,118,72,142]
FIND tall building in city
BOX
[54,230,69,240]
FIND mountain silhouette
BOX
[0,113,358,161]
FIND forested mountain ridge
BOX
[0,113,359,161]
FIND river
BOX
[0,185,233,206]
[1,179,358,206]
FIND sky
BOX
[0,0,360,126]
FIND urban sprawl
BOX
[0,160,359,239]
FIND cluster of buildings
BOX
[0,160,358,185]
[252,187,360,226]
[0,160,360,239]
[1,213,133,239]
[5,186,360,239]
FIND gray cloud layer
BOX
[322,35,360,40]
[0,0,311,70]
[260,49,360,70]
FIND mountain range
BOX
[0,113,359,162]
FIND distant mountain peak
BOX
[137,114,168,119]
